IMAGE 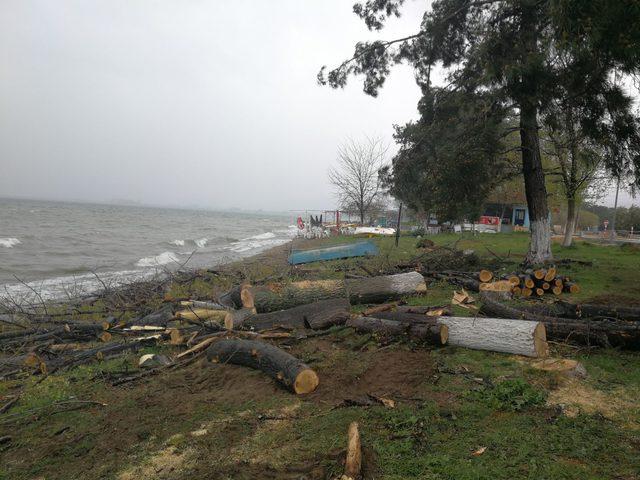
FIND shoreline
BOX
[0,238,297,307]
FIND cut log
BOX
[243,272,426,313]
[344,421,362,480]
[224,308,258,330]
[368,311,444,323]
[535,288,544,296]
[557,301,640,321]
[479,294,640,348]
[505,275,521,286]
[552,286,563,295]
[218,284,245,309]
[346,316,448,345]
[176,308,227,322]
[478,270,493,283]
[544,267,557,282]
[522,287,533,297]
[479,280,513,292]
[180,300,226,310]
[362,302,398,316]
[206,339,319,394]
[437,316,549,357]
[226,299,350,331]
[533,269,546,280]
[521,275,535,289]
[563,282,581,294]
[512,286,522,296]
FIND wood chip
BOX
[472,446,487,456]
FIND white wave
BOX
[194,238,208,248]
[0,237,21,248]
[170,239,185,246]
[247,232,276,240]
[0,269,157,303]
[136,251,179,267]
[226,230,290,253]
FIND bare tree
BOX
[328,137,388,225]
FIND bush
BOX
[416,237,435,249]
[474,378,546,411]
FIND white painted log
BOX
[438,316,548,357]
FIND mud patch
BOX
[303,343,436,405]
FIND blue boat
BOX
[288,241,379,265]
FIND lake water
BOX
[0,198,295,301]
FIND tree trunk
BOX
[225,299,350,331]
[562,196,576,247]
[206,339,319,394]
[437,316,549,357]
[346,316,448,345]
[521,102,552,264]
[243,272,426,313]
[519,2,552,264]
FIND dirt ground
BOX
[1,329,443,480]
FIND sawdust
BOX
[228,402,302,468]
[118,445,192,480]
[547,378,634,420]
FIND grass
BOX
[2,232,640,479]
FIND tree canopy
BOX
[320,0,640,263]
[380,89,517,222]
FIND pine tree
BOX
[319,0,640,263]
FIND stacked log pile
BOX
[431,268,580,297]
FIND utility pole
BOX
[610,175,621,241]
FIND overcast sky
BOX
[0,1,431,212]
[1,1,633,211]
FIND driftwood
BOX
[206,339,319,394]
[225,299,350,331]
[437,316,549,357]
[346,316,448,345]
[242,272,427,313]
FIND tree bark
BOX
[519,3,552,264]
[344,422,362,480]
[438,316,548,357]
[225,299,350,331]
[562,196,576,247]
[480,294,640,348]
[206,339,319,394]
[346,316,448,345]
[243,272,426,313]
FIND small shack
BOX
[482,203,530,232]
